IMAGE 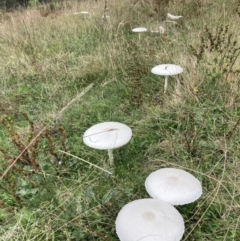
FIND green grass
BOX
[0,0,240,240]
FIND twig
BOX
[54,83,94,121]
[0,127,46,181]
[103,0,108,21]
[0,83,94,179]
[226,116,240,141]
[183,132,191,153]
[83,128,119,138]
[59,150,112,175]
[183,183,221,241]
[225,50,240,81]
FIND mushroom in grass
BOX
[132,27,148,40]
[80,11,89,18]
[83,122,132,165]
[73,11,89,18]
[151,64,183,93]
[80,11,89,15]
[115,198,185,241]
[145,168,202,206]
[150,26,165,35]
[167,13,183,20]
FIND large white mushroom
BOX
[83,122,132,165]
[132,27,148,40]
[145,168,202,205]
[151,64,183,93]
[115,198,185,241]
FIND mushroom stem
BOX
[108,149,114,165]
[138,33,141,40]
[164,76,168,93]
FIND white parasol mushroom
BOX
[80,11,89,15]
[73,11,89,17]
[115,198,185,241]
[145,168,202,205]
[151,64,183,93]
[83,122,132,165]
[167,13,183,20]
[81,11,89,18]
[132,27,148,40]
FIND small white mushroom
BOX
[132,27,148,40]
[80,11,89,18]
[150,26,165,35]
[145,168,202,205]
[80,11,89,15]
[167,13,183,20]
[83,122,132,165]
[115,198,185,241]
[159,26,165,34]
[73,11,89,17]
[151,64,183,93]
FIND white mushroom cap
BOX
[80,11,89,14]
[115,198,184,241]
[145,168,202,205]
[167,13,183,20]
[132,27,148,33]
[83,122,132,150]
[151,64,183,76]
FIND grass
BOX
[0,0,240,240]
